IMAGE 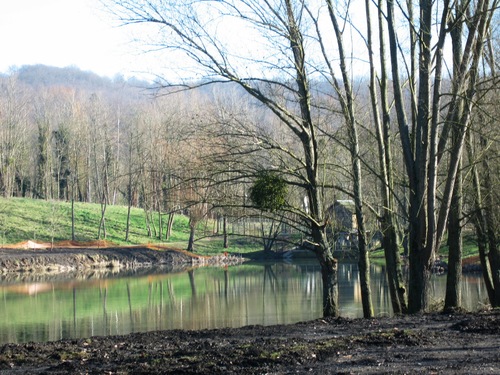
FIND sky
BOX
[0,0,149,79]
[0,0,375,82]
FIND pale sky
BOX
[0,0,150,79]
[0,0,375,81]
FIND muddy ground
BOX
[0,310,497,374]
[0,247,498,374]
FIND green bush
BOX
[249,171,288,212]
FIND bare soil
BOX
[0,241,242,275]
[0,244,498,374]
[0,310,497,374]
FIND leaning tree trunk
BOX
[444,10,465,312]
[326,0,373,317]
[482,141,500,306]
[468,132,496,304]
[166,212,174,240]
[444,166,463,311]
[367,0,407,314]
[187,217,197,252]
[285,0,340,317]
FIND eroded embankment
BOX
[0,246,244,274]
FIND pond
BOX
[0,260,488,344]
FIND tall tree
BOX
[363,0,408,314]
[108,0,343,316]
[314,0,374,318]
[466,30,500,306]
[385,0,497,312]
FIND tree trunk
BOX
[443,3,464,312]
[125,165,133,242]
[326,0,373,317]
[35,119,49,199]
[310,225,339,317]
[166,213,174,240]
[408,249,433,313]
[366,0,405,314]
[158,208,162,241]
[444,166,462,311]
[469,141,500,306]
[476,222,496,304]
[125,203,132,242]
[98,198,107,240]
[482,143,500,306]
[223,215,228,249]
[71,197,75,241]
[187,218,196,252]
[385,0,490,313]
[358,233,373,318]
[144,208,152,238]
[285,0,339,317]
[383,223,407,313]
[466,131,496,304]
[318,251,339,317]
[150,208,157,238]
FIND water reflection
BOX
[0,261,488,344]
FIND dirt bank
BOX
[0,310,498,374]
[0,243,243,274]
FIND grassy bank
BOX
[0,197,479,262]
[369,233,479,266]
[0,197,261,255]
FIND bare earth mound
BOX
[0,310,498,374]
[0,241,241,274]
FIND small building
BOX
[331,200,356,231]
[328,200,358,259]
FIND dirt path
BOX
[0,310,498,374]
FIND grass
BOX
[0,197,480,261]
[0,197,262,256]
[369,231,479,265]
[438,232,479,259]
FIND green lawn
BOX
[369,231,479,265]
[0,197,261,256]
[0,197,479,261]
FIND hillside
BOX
[0,197,257,255]
[0,197,180,245]
[13,64,152,91]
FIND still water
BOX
[0,261,488,344]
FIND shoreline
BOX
[0,310,498,374]
[0,246,245,275]
[0,244,497,373]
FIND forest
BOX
[1,0,500,319]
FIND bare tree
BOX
[466,33,500,306]
[106,0,346,315]
[384,0,498,312]
[363,0,407,314]
[0,77,30,198]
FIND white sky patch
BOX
[0,0,453,83]
[0,0,152,78]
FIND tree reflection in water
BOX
[0,261,487,344]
